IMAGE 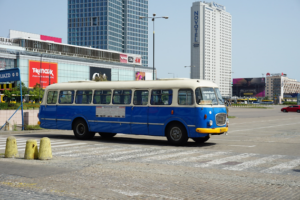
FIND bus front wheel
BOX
[192,135,210,144]
[99,132,117,138]
[166,123,188,146]
[73,119,95,140]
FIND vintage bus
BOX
[38,79,228,145]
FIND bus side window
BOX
[178,89,193,105]
[47,91,58,104]
[113,90,132,104]
[94,90,111,104]
[75,90,92,104]
[59,90,74,104]
[133,90,149,105]
[151,90,172,105]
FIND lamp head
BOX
[163,16,169,19]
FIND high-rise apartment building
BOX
[68,0,148,66]
[191,1,232,97]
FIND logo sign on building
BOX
[29,60,58,89]
[0,68,21,83]
[120,54,128,63]
[212,2,225,10]
[90,67,111,81]
[193,10,199,46]
[128,56,134,63]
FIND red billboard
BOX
[40,35,62,43]
[29,60,58,88]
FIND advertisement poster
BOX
[120,54,128,63]
[232,77,265,97]
[135,71,145,81]
[90,67,111,81]
[29,60,58,88]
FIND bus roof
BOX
[45,79,219,91]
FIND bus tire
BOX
[166,123,188,146]
[73,119,95,140]
[99,132,117,138]
[192,135,210,144]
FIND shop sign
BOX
[29,60,58,88]
[0,68,20,82]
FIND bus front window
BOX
[196,87,218,105]
[214,88,224,105]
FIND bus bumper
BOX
[196,127,228,134]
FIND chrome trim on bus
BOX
[57,119,72,121]
[148,123,164,126]
[187,125,196,127]
[43,118,56,121]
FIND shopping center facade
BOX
[0,30,155,91]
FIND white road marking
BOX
[229,122,300,133]
[108,149,177,161]
[229,145,256,148]
[224,155,284,171]
[85,149,145,159]
[262,158,300,174]
[195,153,257,168]
[110,189,182,200]
[143,150,198,161]
[170,151,231,164]
[229,118,295,125]
[60,147,126,157]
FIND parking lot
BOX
[0,105,300,199]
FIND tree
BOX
[15,81,29,95]
[263,96,269,100]
[93,73,108,81]
[29,83,44,101]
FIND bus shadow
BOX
[17,133,217,147]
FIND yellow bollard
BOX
[5,136,19,158]
[24,139,38,160]
[38,137,52,160]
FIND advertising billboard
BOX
[90,67,111,81]
[29,60,58,89]
[135,71,145,81]
[233,77,265,97]
[119,54,142,65]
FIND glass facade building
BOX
[68,0,148,66]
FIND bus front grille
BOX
[215,113,226,126]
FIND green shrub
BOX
[283,102,297,105]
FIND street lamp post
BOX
[139,14,168,81]
[184,66,195,78]
[48,44,51,86]
[168,73,175,78]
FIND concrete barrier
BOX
[38,137,52,160]
[5,136,19,158]
[24,139,38,160]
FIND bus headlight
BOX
[209,120,213,126]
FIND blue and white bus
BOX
[38,79,228,145]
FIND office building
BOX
[191,1,232,97]
[67,0,149,67]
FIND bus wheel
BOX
[192,135,210,144]
[73,119,95,140]
[99,133,117,138]
[166,123,188,146]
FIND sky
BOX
[0,0,300,80]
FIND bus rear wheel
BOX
[99,132,117,138]
[192,135,210,144]
[73,119,95,140]
[166,123,188,146]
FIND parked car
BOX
[281,105,300,113]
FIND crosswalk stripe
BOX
[195,153,257,168]
[223,155,285,171]
[60,147,121,157]
[108,149,176,161]
[86,149,145,159]
[261,158,300,174]
[143,150,198,161]
[171,151,230,164]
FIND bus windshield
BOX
[214,88,224,105]
[196,87,218,105]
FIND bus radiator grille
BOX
[215,113,227,126]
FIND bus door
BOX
[131,90,149,135]
[40,91,57,129]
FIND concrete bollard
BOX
[24,139,38,160]
[5,136,19,158]
[38,137,52,160]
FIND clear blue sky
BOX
[0,0,299,80]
